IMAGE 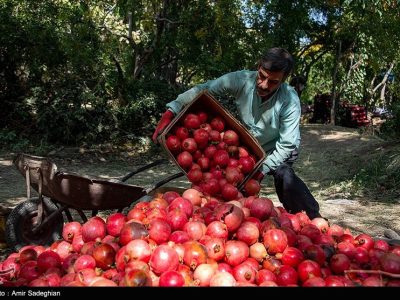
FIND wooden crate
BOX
[158,91,266,189]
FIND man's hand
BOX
[152,109,175,143]
[252,170,265,183]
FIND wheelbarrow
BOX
[6,153,184,251]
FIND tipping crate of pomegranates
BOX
[158,90,266,201]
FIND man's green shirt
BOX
[166,70,301,174]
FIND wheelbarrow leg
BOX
[33,169,44,227]
[32,204,68,234]
[76,209,88,223]
[64,208,74,222]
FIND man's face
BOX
[256,67,285,97]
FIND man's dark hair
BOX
[259,47,294,77]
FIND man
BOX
[152,47,321,219]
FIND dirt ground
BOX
[0,124,399,254]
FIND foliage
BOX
[380,102,400,139]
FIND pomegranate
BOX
[233,262,256,283]
[81,217,107,242]
[204,145,217,159]
[183,221,206,241]
[159,270,185,287]
[37,251,61,273]
[250,197,273,221]
[303,277,326,287]
[62,253,79,273]
[224,240,249,267]
[182,188,203,206]
[206,221,229,240]
[262,229,288,255]
[362,276,384,287]
[303,244,326,266]
[337,241,356,259]
[280,246,304,267]
[193,128,209,147]
[168,197,194,218]
[236,221,259,246]
[106,213,126,237]
[19,248,38,264]
[355,233,375,251]
[183,113,201,129]
[167,208,188,231]
[224,166,241,185]
[149,245,179,275]
[256,269,277,285]
[169,231,190,244]
[374,239,390,252]
[19,261,41,282]
[239,156,255,174]
[221,183,239,201]
[177,151,193,170]
[297,260,322,282]
[125,239,152,263]
[166,135,181,154]
[162,191,180,204]
[379,253,400,274]
[213,150,230,168]
[275,265,298,286]
[148,219,171,245]
[183,241,208,270]
[182,137,198,153]
[209,130,221,143]
[353,247,370,265]
[223,130,239,146]
[330,254,351,274]
[175,126,190,141]
[210,117,225,132]
[62,221,82,242]
[243,179,261,196]
[249,242,267,262]
[118,222,148,246]
[215,203,244,233]
[74,255,96,272]
[204,238,225,261]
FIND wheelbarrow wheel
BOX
[6,197,63,252]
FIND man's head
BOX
[256,48,294,98]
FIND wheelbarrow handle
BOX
[120,159,169,182]
[145,172,185,194]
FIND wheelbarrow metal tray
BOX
[50,172,147,210]
[13,153,149,211]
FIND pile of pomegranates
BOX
[0,188,399,287]
[164,111,262,200]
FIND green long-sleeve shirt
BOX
[166,70,301,174]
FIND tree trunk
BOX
[330,40,342,125]
[368,61,395,109]
[380,81,387,106]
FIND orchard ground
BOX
[0,123,399,258]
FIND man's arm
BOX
[166,71,241,114]
[261,97,301,174]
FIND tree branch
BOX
[156,17,181,24]
[345,269,400,279]
[372,61,395,94]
